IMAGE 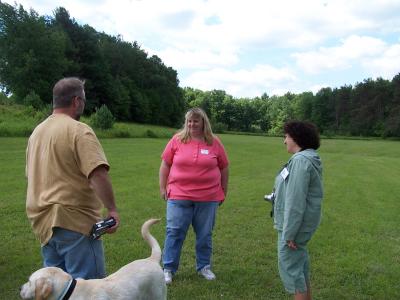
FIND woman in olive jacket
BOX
[272,121,323,300]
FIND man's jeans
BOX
[41,227,106,279]
[163,200,219,273]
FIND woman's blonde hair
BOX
[177,107,214,145]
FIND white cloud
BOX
[309,84,330,95]
[182,65,297,98]
[292,35,386,74]
[154,48,238,70]
[3,0,400,97]
[364,44,400,78]
[9,1,400,52]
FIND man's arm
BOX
[89,165,120,233]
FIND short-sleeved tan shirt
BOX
[26,114,110,245]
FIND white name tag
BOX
[280,167,289,180]
[200,149,209,155]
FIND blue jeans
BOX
[41,227,106,279]
[163,200,219,273]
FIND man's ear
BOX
[35,277,52,300]
[71,96,79,108]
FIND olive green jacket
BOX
[273,149,323,241]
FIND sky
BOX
[4,0,400,98]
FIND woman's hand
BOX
[287,240,298,250]
[159,160,171,201]
[160,188,167,200]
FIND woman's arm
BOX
[283,159,310,241]
[220,166,229,196]
[159,160,171,200]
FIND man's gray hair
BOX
[52,77,85,108]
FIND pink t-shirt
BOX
[162,135,229,201]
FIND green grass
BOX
[0,105,43,137]
[0,104,177,138]
[1,136,399,299]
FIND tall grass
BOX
[0,104,177,138]
[0,105,44,137]
[1,136,399,299]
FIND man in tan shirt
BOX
[26,77,120,279]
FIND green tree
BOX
[23,91,42,109]
[252,96,271,132]
[384,73,400,136]
[220,96,238,131]
[312,87,335,133]
[90,104,115,129]
[0,3,68,102]
[331,85,352,134]
[267,95,294,135]
[350,78,392,136]
[292,92,314,121]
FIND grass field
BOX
[0,104,177,138]
[1,135,399,299]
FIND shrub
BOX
[22,105,38,117]
[35,105,52,123]
[114,129,131,138]
[90,105,115,130]
[23,91,43,110]
[0,92,12,105]
[145,129,157,138]
[212,122,227,133]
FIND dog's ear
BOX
[35,277,52,300]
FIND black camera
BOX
[90,217,116,240]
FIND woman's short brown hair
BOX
[283,121,320,150]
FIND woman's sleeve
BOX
[214,136,229,169]
[282,158,310,241]
[161,136,177,164]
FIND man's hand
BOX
[89,166,119,235]
[105,210,120,234]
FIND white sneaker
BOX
[164,270,173,284]
[198,266,216,280]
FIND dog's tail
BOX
[141,218,162,262]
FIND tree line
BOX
[0,3,185,127]
[184,74,400,137]
[1,2,399,137]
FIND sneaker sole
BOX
[198,273,216,280]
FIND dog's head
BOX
[20,267,71,300]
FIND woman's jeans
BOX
[41,227,106,279]
[163,200,219,273]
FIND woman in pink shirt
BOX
[159,107,229,284]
